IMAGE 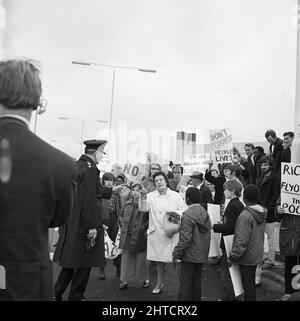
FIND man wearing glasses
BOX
[142,163,162,193]
[168,165,183,192]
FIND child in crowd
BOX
[173,187,211,301]
[118,183,150,289]
[212,179,244,301]
[229,184,267,301]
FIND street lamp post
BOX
[71,60,156,145]
[58,117,108,152]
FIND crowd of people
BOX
[0,58,299,302]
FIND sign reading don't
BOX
[209,128,233,164]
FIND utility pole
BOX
[292,0,300,163]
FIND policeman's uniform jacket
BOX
[0,116,76,301]
[53,155,112,269]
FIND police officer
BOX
[53,139,124,301]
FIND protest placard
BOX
[123,163,146,183]
[209,128,233,164]
[223,235,244,297]
[207,204,222,257]
[183,153,210,175]
[0,265,6,289]
[281,162,300,215]
[104,229,122,260]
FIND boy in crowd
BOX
[212,180,244,300]
[173,187,211,301]
[229,185,267,301]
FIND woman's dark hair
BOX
[102,172,115,185]
[185,187,201,204]
[153,171,169,188]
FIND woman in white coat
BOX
[139,171,187,294]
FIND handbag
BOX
[163,212,180,238]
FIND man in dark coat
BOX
[53,139,124,301]
[281,132,294,164]
[257,156,281,270]
[0,59,76,301]
[265,129,283,174]
[244,143,257,185]
[190,171,213,210]
[253,146,265,185]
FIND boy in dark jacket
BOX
[173,187,211,301]
[213,179,244,301]
[229,184,267,301]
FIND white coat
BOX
[139,188,187,262]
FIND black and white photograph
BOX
[0,0,300,308]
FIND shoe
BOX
[80,297,88,301]
[119,281,128,289]
[98,267,106,279]
[152,284,163,294]
[277,294,292,301]
[142,280,150,288]
[261,262,274,270]
[255,282,261,287]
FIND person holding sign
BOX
[99,172,122,279]
[139,171,186,294]
[119,183,149,289]
[212,180,244,301]
[173,187,211,301]
[228,185,267,301]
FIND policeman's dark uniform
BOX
[53,140,112,301]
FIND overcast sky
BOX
[2,0,298,161]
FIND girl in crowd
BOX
[118,183,150,289]
[139,171,187,294]
[100,172,122,279]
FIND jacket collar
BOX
[228,196,240,204]
[0,115,30,129]
[79,154,98,169]
[260,171,275,184]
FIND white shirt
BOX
[196,182,204,190]
[0,114,30,128]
